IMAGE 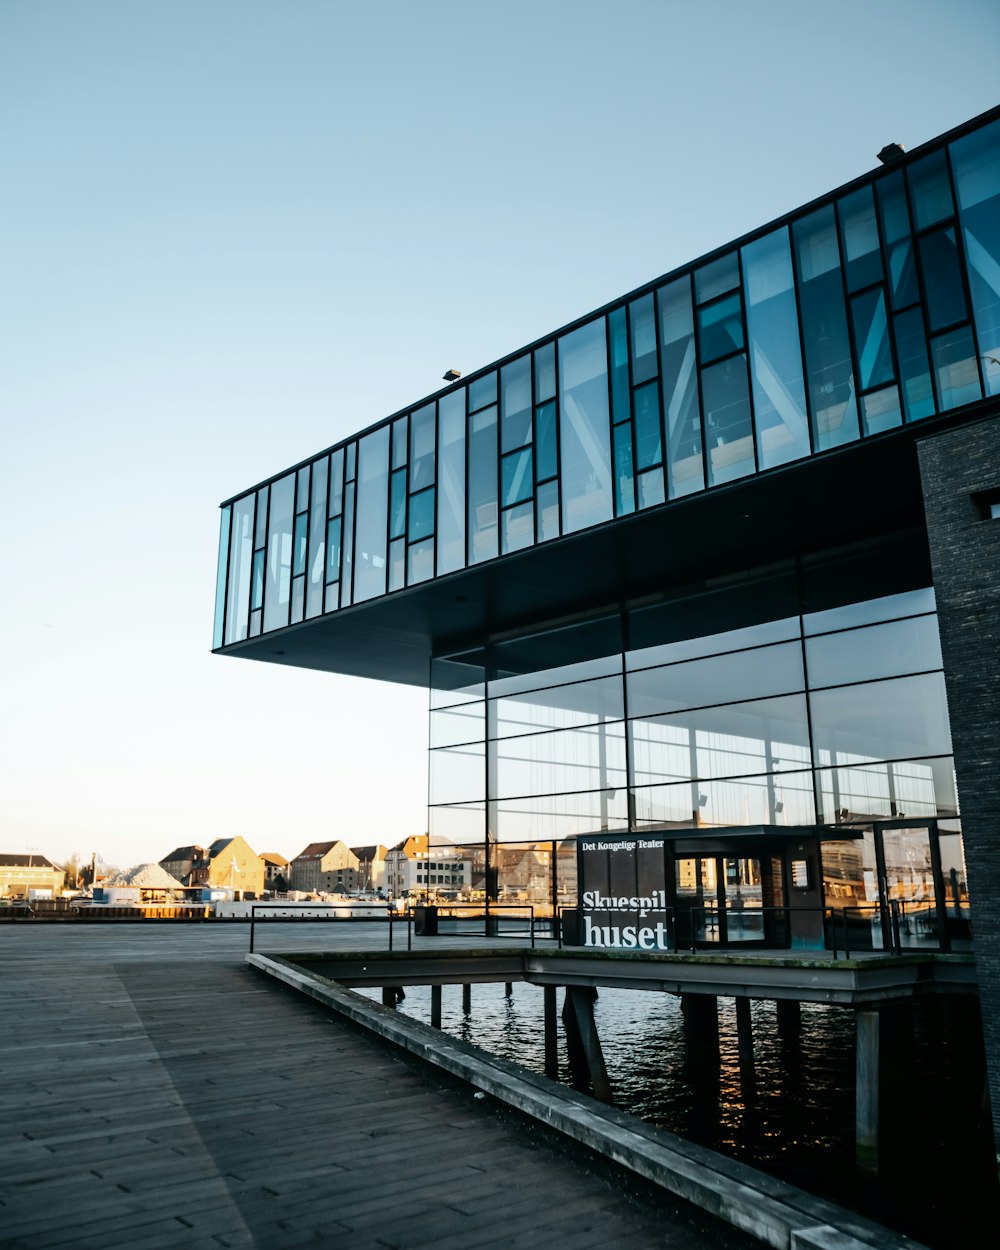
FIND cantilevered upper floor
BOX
[213,107,1000,685]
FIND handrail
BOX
[248,902,410,955]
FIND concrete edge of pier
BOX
[247,951,928,1250]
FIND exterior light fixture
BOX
[877,142,906,164]
[442,368,462,382]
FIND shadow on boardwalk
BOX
[1,924,755,1249]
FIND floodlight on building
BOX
[442,368,462,382]
[877,142,906,164]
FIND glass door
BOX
[874,821,943,950]
[722,856,765,943]
[675,854,768,947]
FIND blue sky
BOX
[2,0,998,870]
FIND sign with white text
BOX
[577,835,671,951]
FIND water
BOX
[357,982,996,1247]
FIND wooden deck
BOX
[1,923,754,1249]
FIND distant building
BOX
[259,851,289,889]
[289,840,358,893]
[384,836,426,898]
[351,844,388,892]
[159,845,201,884]
[0,854,65,899]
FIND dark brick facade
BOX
[917,409,1000,1161]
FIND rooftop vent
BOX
[877,142,906,165]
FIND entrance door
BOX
[675,854,766,947]
[873,821,946,950]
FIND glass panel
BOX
[391,416,408,470]
[817,756,957,823]
[292,511,307,577]
[861,385,902,435]
[701,356,754,485]
[637,466,664,509]
[501,448,532,507]
[501,501,534,554]
[431,653,487,707]
[806,614,942,687]
[254,485,268,549]
[919,226,968,331]
[851,288,894,391]
[468,405,498,564]
[659,276,704,498]
[635,770,816,829]
[534,342,556,403]
[697,292,744,363]
[501,355,532,451]
[324,583,338,613]
[495,722,627,799]
[951,118,1000,397]
[408,537,434,585]
[810,672,953,766]
[609,307,630,424]
[877,172,919,310]
[249,608,262,636]
[894,307,935,421]
[408,486,435,541]
[742,226,810,469]
[558,318,613,534]
[306,456,328,619]
[354,427,390,603]
[838,185,883,292]
[493,674,624,738]
[907,150,954,232]
[695,252,739,304]
[882,826,939,948]
[295,466,310,514]
[628,614,800,669]
[225,495,254,644]
[325,516,341,584]
[536,479,559,542]
[213,505,230,649]
[931,325,982,410]
[468,371,497,412]
[494,789,629,841]
[629,293,658,384]
[263,474,294,632]
[633,380,662,469]
[251,549,264,611]
[431,702,486,748]
[437,389,466,575]
[630,695,812,786]
[290,574,305,624]
[430,742,485,805]
[724,858,764,943]
[534,400,557,481]
[388,537,405,592]
[389,467,406,539]
[627,641,804,717]
[939,831,970,929]
[409,403,435,492]
[803,587,935,635]
[341,482,355,605]
[345,442,356,481]
[613,422,635,516]
[793,205,860,450]
[329,448,344,516]
[491,650,622,700]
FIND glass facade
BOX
[213,112,997,648]
[426,586,959,917]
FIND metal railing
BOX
[248,903,414,955]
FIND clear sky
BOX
[2,0,998,871]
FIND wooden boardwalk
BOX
[0,923,754,1249]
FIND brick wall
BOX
[917,409,1000,1161]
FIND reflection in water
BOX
[358,983,995,1249]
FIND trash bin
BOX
[414,905,439,936]
[561,908,582,946]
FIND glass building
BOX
[213,105,1000,1127]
